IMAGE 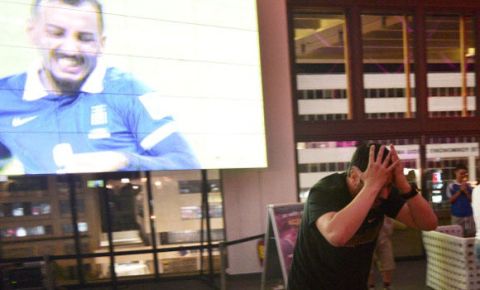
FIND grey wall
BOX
[222,0,297,274]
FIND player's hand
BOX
[389,144,410,192]
[361,145,398,193]
[59,151,129,173]
[460,180,468,193]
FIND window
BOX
[362,14,416,119]
[426,15,476,117]
[294,12,351,121]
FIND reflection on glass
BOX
[426,15,476,117]
[115,261,150,277]
[149,171,224,245]
[51,259,91,286]
[293,12,350,121]
[0,170,225,282]
[0,175,91,283]
[59,199,85,215]
[362,15,416,119]
[0,225,52,238]
[12,202,24,216]
[31,202,51,215]
[62,222,89,234]
[180,203,223,220]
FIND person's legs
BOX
[451,215,466,236]
[464,216,476,237]
[377,238,395,289]
[368,253,378,289]
[380,270,393,289]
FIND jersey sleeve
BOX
[445,183,455,198]
[122,92,201,170]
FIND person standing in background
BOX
[368,217,396,290]
[446,163,475,237]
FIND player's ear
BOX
[26,18,39,46]
[349,166,362,183]
[100,35,106,51]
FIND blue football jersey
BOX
[0,67,200,174]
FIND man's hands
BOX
[460,178,469,193]
[389,144,412,193]
[57,151,129,173]
[360,145,399,194]
[359,144,414,196]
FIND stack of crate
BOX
[422,225,480,290]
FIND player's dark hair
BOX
[347,143,390,174]
[32,0,104,31]
[454,163,468,171]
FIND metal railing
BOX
[218,233,264,290]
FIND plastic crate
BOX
[423,226,480,290]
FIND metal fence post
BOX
[219,242,227,290]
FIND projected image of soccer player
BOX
[0,0,201,174]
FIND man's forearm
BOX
[317,187,378,246]
[404,194,438,230]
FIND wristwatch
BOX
[401,183,419,200]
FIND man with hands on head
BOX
[288,143,437,290]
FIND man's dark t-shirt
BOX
[288,172,405,290]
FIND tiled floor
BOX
[79,257,432,290]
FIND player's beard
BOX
[45,52,95,95]
[53,77,84,96]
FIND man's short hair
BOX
[454,163,468,172]
[32,0,104,31]
[347,142,390,173]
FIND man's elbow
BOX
[420,216,438,231]
[324,231,350,247]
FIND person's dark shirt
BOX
[288,172,405,290]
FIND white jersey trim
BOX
[140,121,176,150]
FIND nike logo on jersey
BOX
[12,115,38,127]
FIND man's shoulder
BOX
[312,172,346,189]
[308,172,347,199]
[103,67,151,93]
[447,181,459,189]
[0,72,27,89]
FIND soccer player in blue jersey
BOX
[0,0,201,174]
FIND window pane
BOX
[0,176,61,259]
[97,173,150,251]
[293,12,350,121]
[362,15,416,119]
[151,170,223,275]
[426,15,476,117]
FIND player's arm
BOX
[315,188,378,247]
[315,145,397,247]
[389,145,437,230]
[394,192,437,230]
[126,126,201,170]
[447,184,462,203]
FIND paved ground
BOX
[76,258,431,290]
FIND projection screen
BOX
[0,0,267,175]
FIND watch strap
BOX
[401,183,419,200]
